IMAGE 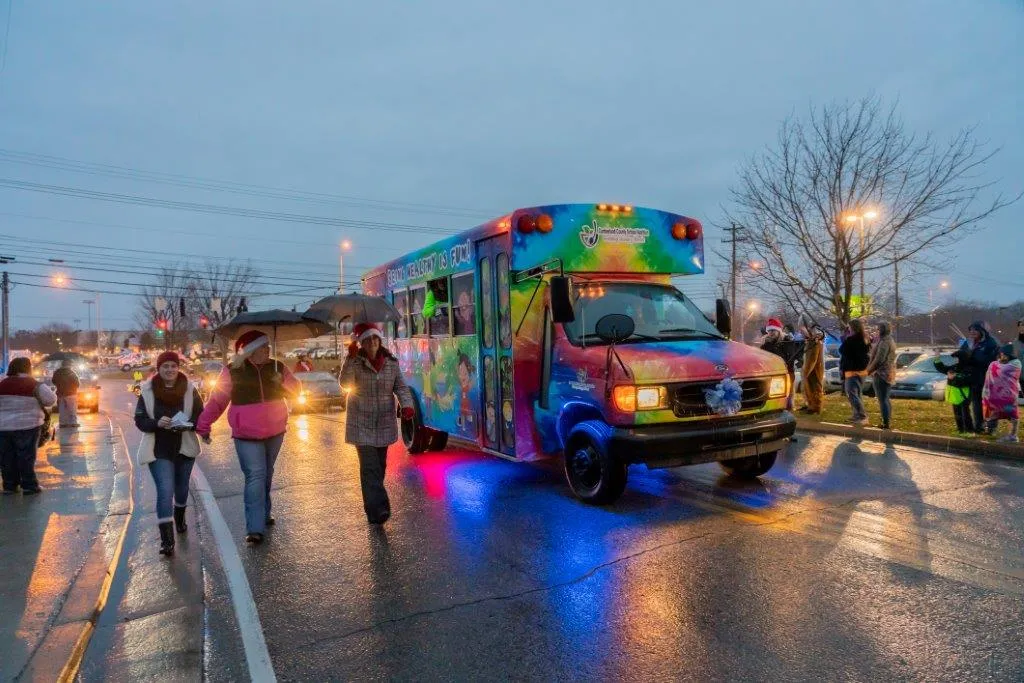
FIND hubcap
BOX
[570,446,602,490]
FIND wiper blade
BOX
[657,328,722,338]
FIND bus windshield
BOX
[564,282,723,345]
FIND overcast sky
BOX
[0,0,1021,332]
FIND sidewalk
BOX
[0,417,132,682]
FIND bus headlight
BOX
[769,375,788,398]
[612,385,667,412]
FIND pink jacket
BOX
[196,362,301,440]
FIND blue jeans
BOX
[0,427,41,492]
[234,434,284,535]
[148,457,196,521]
[845,375,866,422]
[874,376,893,426]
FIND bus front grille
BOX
[670,378,769,418]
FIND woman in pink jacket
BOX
[197,331,300,544]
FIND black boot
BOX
[158,522,175,556]
[174,506,188,534]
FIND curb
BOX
[796,418,1024,463]
[20,420,135,682]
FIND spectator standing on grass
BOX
[294,352,315,374]
[1013,319,1024,397]
[982,344,1021,442]
[935,348,974,435]
[839,318,870,426]
[51,359,81,428]
[798,324,826,414]
[0,357,57,495]
[961,321,999,435]
[760,318,802,410]
[866,321,897,430]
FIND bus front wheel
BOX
[564,433,627,505]
[719,451,778,478]
[401,404,430,454]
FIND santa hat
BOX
[232,330,269,366]
[765,318,783,334]
[353,322,383,343]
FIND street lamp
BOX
[53,273,68,287]
[741,301,760,344]
[928,280,950,346]
[339,240,352,293]
[844,209,879,312]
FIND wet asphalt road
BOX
[98,380,1024,681]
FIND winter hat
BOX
[233,330,269,365]
[353,322,383,343]
[155,351,181,368]
[999,343,1017,360]
[765,318,783,334]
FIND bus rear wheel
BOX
[401,404,430,454]
[564,433,627,504]
[428,431,448,451]
[719,451,778,478]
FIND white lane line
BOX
[192,465,277,682]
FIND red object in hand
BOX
[401,407,414,421]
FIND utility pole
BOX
[893,251,900,342]
[722,223,743,336]
[1,270,10,373]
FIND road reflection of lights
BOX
[295,414,310,442]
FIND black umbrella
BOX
[43,351,87,362]
[214,310,335,355]
[306,293,401,323]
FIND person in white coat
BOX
[134,351,203,556]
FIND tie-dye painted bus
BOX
[362,203,795,503]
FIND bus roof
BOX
[362,203,704,293]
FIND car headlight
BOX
[342,386,352,395]
[612,385,667,412]
[92,374,99,381]
[769,375,789,398]
[297,392,307,405]
[84,392,95,401]
[208,378,217,388]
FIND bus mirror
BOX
[715,298,732,338]
[550,276,574,323]
[595,314,635,344]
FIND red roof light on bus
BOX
[536,214,553,233]
[686,220,703,240]
[517,215,536,234]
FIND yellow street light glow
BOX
[844,215,858,223]
[940,281,949,288]
[747,301,759,311]
[863,210,878,219]
[341,240,352,251]
[53,273,68,286]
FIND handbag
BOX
[34,385,54,447]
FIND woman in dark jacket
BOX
[339,323,414,525]
[839,318,871,426]
[135,351,204,556]
[961,321,999,434]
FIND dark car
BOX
[292,371,348,413]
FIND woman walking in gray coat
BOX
[340,323,414,524]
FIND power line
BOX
[0,178,470,234]
[0,148,493,218]
[0,211,408,253]
[0,0,11,78]
[10,278,336,301]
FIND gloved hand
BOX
[199,433,212,444]
[400,407,414,421]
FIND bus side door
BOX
[476,237,515,456]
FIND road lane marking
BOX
[192,465,277,682]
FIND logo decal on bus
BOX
[578,221,650,249]
[569,368,596,391]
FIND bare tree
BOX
[726,96,1019,328]
[135,266,193,349]
[187,260,257,357]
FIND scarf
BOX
[152,372,188,408]
[360,348,392,373]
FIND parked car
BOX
[291,371,348,413]
[796,358,840,393]
[889,354,958,401]
[191,360,225,400]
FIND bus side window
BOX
[427,277,450,337]
[496,253,511,348]
[410,286,427,336]
[451,273,476,336]
[393,289,409,339]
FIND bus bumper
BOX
[607,411,796,469]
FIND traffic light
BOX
[199,315,209,329]
[156,316,168,334]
